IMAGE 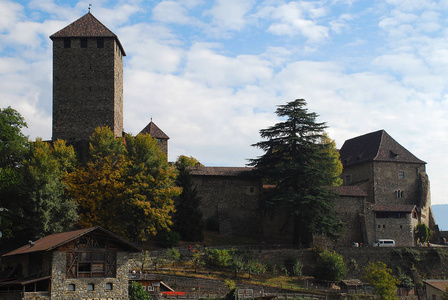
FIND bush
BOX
[315,250,347,281]
[129,281,151,300]
[205,248,235,268]
[284,257,303,276]
[156,230,181,248]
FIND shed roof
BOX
[50,12,126,56]
[424,280,448,292]
[3,226,140,257]
[327,186,367,197]
[339,130,425,167]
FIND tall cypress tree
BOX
[248,99,342,246]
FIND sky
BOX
[2,0,448,207]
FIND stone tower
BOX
[50,12,125,142]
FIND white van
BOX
[373,239,395,247]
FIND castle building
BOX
[339,130,437,246]
[50,12,125,142]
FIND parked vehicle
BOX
[373,239,395,247]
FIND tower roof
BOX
[50,12,126,56]
[140,121,170,140]
[339,130,425,167]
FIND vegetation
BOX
[314,249,347,281]
[248,99,343,246]
[129,281,151,300]
[363,261,400,300]
[415,223,432,244]
[65,127,181,242]
[174,157,204,242]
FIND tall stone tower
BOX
[50,12,125,142]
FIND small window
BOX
[105,283,113,290]
[398,171,405,179]
[64,38,71,48]
[400,225,403,229]
[80,38,88,48]
[345,175,351,184]
[68,284,75,291]
[378,225,381,229]
[97,37,104,48]
[383,225,386,228]
[87,283,94,291]
[147,286,154,291]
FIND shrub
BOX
[315,249,347,281]
[284,257,303,276]
[205,248,235,268]
[129,281,151,300]
[363,261,400,300]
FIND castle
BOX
[49,13,438,247]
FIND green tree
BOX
[20,139,78,239]
[0,106,29,169]
[315,249,347,281]
[129,281,151,300]
[319,133,343,186]
[174,157,204,242]
[175,155,203,169]
[248,99,342,246]
[65,127,181,242]
[363,261,400,300]
[415,223,432,244]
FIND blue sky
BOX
[2,0,448,211]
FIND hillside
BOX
[433,204,448,230]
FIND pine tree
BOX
[248,99,342,246]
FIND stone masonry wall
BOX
[193,175,262,237]
[52,37,123,142]
[50,251,131,300]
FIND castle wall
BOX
[341,162,374,201]
[372,161,426,206]
[192,175,261,237]
[52,37,123,142]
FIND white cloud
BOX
[204,0,255,31]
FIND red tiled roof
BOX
[50,12,126,56]
[339,130,425,167]
[190,166,253,176]
[372,204,416,213]
[3,227,140,257]
[424,280,448,292]
[139,121,169,139]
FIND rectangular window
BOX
[148,286,154,291]
[68,284,75,291]
[80,38,88,48]
[398,171,405,179]
[106,283,113,290]
[345,175,351,184]
[64,38,71,48]
[97,37,104,48]
[87,283,94,291]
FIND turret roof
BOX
[339,130,425,167]
[139,121,170,140]
[50,12,126,56]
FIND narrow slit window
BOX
[64,38,71,48]
[80,38,88,48]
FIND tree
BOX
[363,261,400,300]
[415,223,432,244]
[174,156,204,242]
[175,155,203,169]
[65,127,180,242]
[129,281,151,300]
[315,249,347,281]
[248,99,342,246]
[0,106,29,169]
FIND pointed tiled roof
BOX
[339,130,425,167]
[50,12,126,56]
[3,226,140,257]
[139,121,169,139]
[190,166,253,176]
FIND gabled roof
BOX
[372,204,416,213]
[339,130,425,167]
[3,227,140,257]
[190,166,253,176]
[50,12,126,56]
[139,121,169,140]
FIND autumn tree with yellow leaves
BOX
[65,127,181,242]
